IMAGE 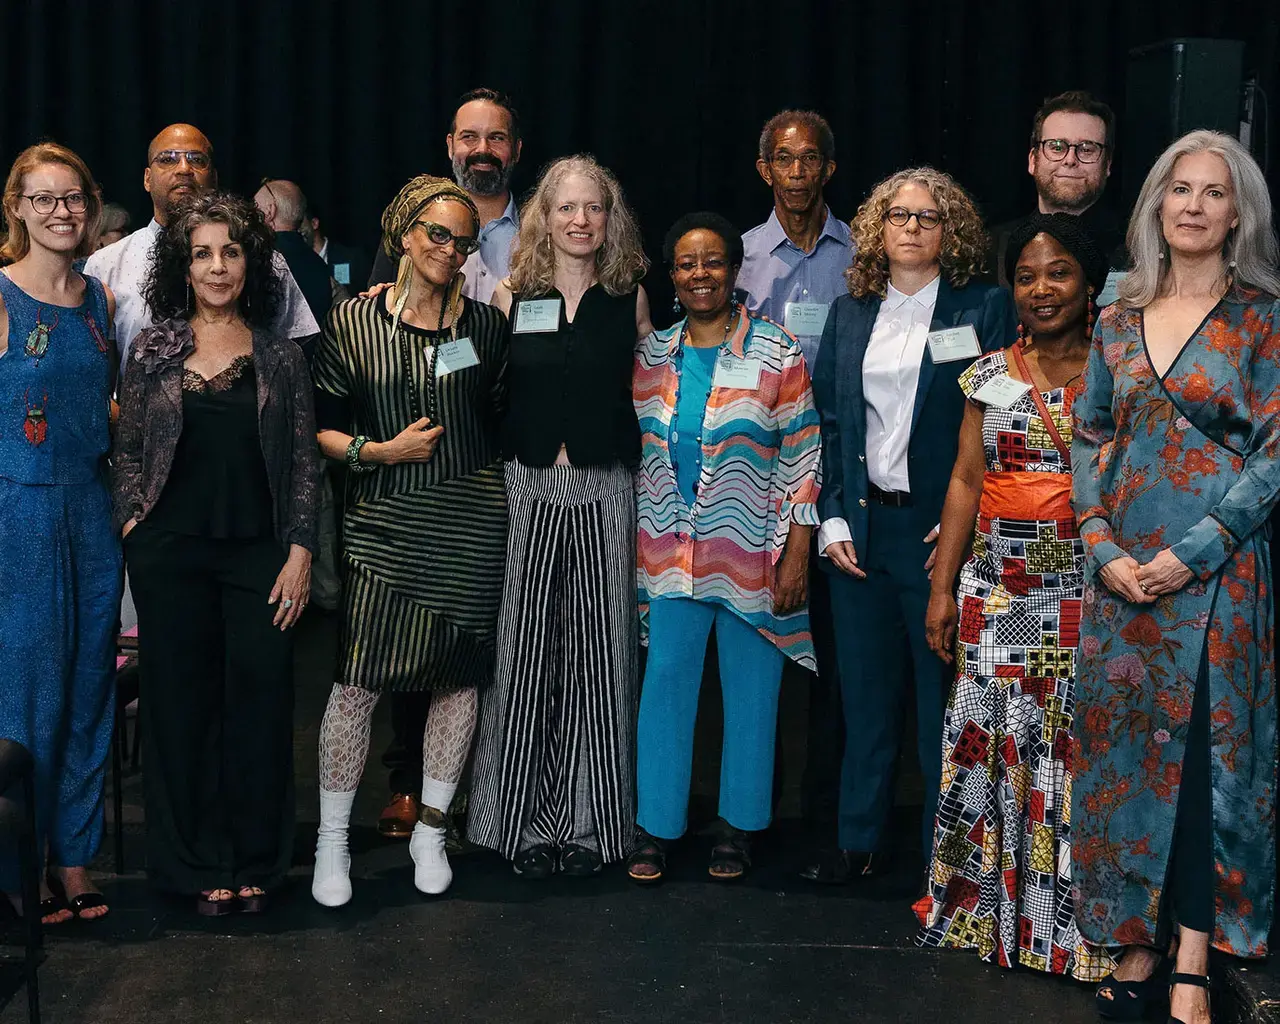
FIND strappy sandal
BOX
[1168,972,1211,1024]
[513,844,556,879]
[196,888,238,917]
[626,829,666,884]
[559,844,602,877]
[1095,955,1171,1021]
[236,886,268,914]
[46,873,107,921]
[707,824,751,881]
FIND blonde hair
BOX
[845,166,987,299]
[1,142,103,262]
[1118,129,1280,308]
[507,155,648,298]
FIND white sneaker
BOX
[312,834,352,907]
[409,821,452,895]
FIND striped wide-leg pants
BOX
[468,459,639,863]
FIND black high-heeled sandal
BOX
[1167,972,1210,1024]
[1095,954,1171,1021]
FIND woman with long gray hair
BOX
[1071,130,1280,1024]
[467,155,652,878]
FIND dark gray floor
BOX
[1,611,1103,1024]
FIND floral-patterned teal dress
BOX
[1071,292,1280,958]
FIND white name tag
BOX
[926,324,982,363]
[512,298,562,333]
[971,373,1032,408]
[333,262,351,286]
[713,354,762,391]
[433,337,479,377]
[783,301,829,337]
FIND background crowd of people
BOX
[1,81,1278,1024]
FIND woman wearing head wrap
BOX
[309,175,510,905]
[913,213,1114,978]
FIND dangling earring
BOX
[672,295,683,316]
[186,280,191,313]
[1085,286,1096,335]
[1016,322,1027,345]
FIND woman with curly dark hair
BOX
[113,190,319,915]
[802,167,1015,885]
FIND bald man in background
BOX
[255,178,338,327]
[86,123,319,370]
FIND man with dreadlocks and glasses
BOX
[308,175,510,906]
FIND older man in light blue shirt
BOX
[737,110,853,372]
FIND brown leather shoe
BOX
[377,793,420,839]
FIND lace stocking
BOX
[319,684,380,793]
[422,686,477,786]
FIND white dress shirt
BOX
[818,274,940,554]
[85,219,321,373]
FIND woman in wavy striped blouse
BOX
[628,211,822,883]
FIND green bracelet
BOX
[346,435,375,473]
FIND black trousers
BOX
[1166,646,1214,935]
[801,548,844,825]
[126,525,295,894]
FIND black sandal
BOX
[1095,955,1171,1021]
[45,873,107,921]
[513,844,556,879]
[196,889,238,917]
[1168,972,1210,1024]
[236,887,268,914]
[626,829,666,884]
[559,844,602,877]
[707,825,751,882]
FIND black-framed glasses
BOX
[770,149,825,171]
[884,206,942,230]
[414,221,480,255]
[1035,138,1108,164]
[150,149,212,170]
[23,192,88,215]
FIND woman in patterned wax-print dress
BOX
[1071,130,1280,1024]
[915,213,1115,982]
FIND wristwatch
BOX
[346,435,376,473]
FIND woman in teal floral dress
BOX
[1071,130,1280,1024]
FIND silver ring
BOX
[283,598,294,609]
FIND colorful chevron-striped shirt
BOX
[634,310,822,669]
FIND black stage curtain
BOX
[3,0,1276,322]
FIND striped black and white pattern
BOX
[468,460,639,862]
[312,295,510,693]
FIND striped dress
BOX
[634,312,822,667]
[310,294,509,692]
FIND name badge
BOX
[512,298,562,334]
[713,354,762,391]
[783,301,829,337]
[433,337,480,377]
[333,262,351,286]
[970,373,1032,408]
[926,324,981,363]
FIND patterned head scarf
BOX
[380,174,480,337]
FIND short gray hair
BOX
[757,110,835,164]
[1118,129,1280,308]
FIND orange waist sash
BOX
[978,471,1077,534]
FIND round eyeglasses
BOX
[1035,139,1107,164]
[883,207,942,230]
[24,192,88,216]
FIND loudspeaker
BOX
[1122,38,1244,207]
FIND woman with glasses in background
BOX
[804,167,1015,886]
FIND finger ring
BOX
[283,598,294,609]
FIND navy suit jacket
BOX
[810,278,1015,562]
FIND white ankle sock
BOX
[421,777,457,815]
[313,788,355,908]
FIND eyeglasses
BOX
[1035,139,1108,164]
[413,221,481,255]
[150,149,213,170]
[770,150,825,171]
[884,207,942,230]
[23,192,88,216]
[673,257,730,274]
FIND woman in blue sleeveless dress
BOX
[0,143,121,923]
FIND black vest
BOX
[502,284,640,467]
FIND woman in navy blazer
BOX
[803,167,1015,884]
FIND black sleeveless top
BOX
[502,284,640,467]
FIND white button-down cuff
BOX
[817,517,853,556]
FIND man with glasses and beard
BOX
[367,87,522,302]
[990,91,1128,288]
[85,123,320,369]
[367,89,522,840]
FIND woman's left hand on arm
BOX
[269,544,313,629]
[772,527,812,615]
[1133,548,1193,597]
